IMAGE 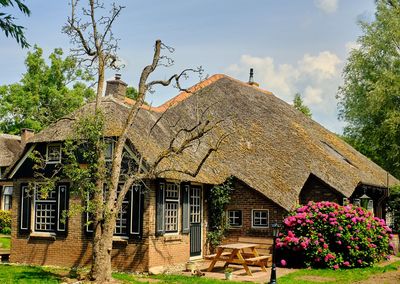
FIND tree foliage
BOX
[0,0,30,48]
[0,46,95,134]
[293,93,312,118]
[337,0,400,178]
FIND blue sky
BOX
[1,0,376,133]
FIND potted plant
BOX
[224,267,233,280]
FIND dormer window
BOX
[46,144,62,164]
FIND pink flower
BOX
[357,259,362,264]
[333,264,339,270]
[337,241,342,245]
[343,261,350,267]
[323,244,328,249]
[280,259,287,267]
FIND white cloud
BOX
[299,51,341,80]
[304,86,323,105]
[224,50,345,133]
[314,0,338,13]
[345,41,361,54]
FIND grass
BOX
[0,237,11,249]
[278,260,400,284]
[0,264,63,283]
[113,272,244,283]
[0,261,398,283]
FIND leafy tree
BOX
[0,0,30,48]
[126,86,138,100]
[0,46,95,134]
[293,93,312,118]
[337,0,400,178]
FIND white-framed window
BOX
[252,209,269,228]
[114,185,129,236]
[46,143,62,164]
[353,198,361,207]
[2,186,13,210]
[227,210,242,227]
[34,184,57,232]
[165,183,179,233]
[104,140,114,162]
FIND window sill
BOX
[164,235,182,242]
[29,232,56,240]
[112,236,128,244]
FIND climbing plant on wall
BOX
[206,176,234,250]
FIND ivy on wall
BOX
[206,176,234,250]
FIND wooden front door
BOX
[190,186,202,257]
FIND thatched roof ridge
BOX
[15,74,398,211]
[0,134,22,167]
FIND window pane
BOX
[47,145,61,162]
[253,210,268,227]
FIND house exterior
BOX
[5,74,398,272]
[0,133,24,211]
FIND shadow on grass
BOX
[0,264,61,283]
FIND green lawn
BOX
[278,261,400,284]
[0,261,398,283]
[0,237,10,249]
[0,264,62,283]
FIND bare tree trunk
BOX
[90,218,115,283]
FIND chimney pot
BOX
[115,73,121,80]
[248,68,259,87]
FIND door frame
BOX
[189,183,203,260]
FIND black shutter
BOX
[19,183,31,235]
[155,181,165,236]
[130,185,143,238]
[56,183,69,236]
[181,184,190,234]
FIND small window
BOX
[228,210,242,227]
[165,183,179,233]
[46,144,62,164]
[104,141,113,161]
[2,186,13,210]
[342,197,349,205]
[252,209,269,228]
[353,198,361,207]
[34,185,57,232]
[114,185,129,236]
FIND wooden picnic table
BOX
[206,243,270,276]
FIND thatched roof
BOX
[0,134,22,167]
[22,74,398,211]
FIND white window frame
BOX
[104,140,114,162]
[251,209,269,229]
[2,186,13,211]
[33,183,57,232]
[114,184,130,236]
[227,210,242,228]
[164,182,180,234]
[46,143,62,164]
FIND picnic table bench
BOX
[206,243,272,276]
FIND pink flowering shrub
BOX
[276,201,393,269]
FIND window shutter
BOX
[156,182,165,236]
[84,193,94,235]
[181,184,190,234]
[19,183,31,235]
[56,183,69,236]
[130,185,143,238]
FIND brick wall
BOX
[10,179,207,272]
[299,175,343,205]
[10,180,149,272]
[225,180,287,239]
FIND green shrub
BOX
[277,201,393,269]
[0,210,11,234]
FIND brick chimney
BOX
[21,128,34,146]
[105,74,128,100]
[248,68,260,87]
